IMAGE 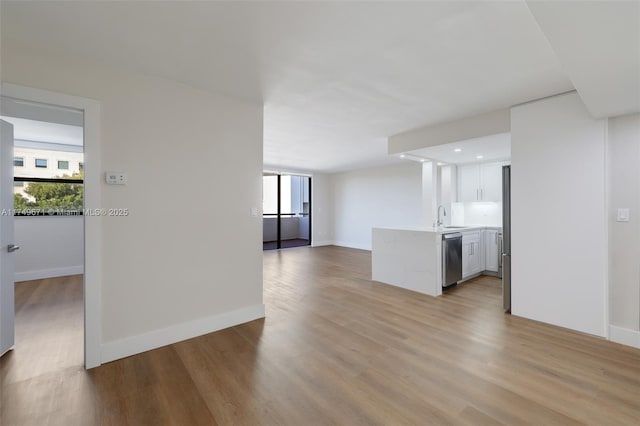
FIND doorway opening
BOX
[263,173,311,250]
[1,96,85,373]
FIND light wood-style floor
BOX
[2,246,640,425]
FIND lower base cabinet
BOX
[485,229,500,272]
[462,231,483,278]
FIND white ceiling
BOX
[2,1,633,173]
[406,133,511,165]
[526,0,640,119]
[0,116,83,146]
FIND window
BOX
[14,178,84,215]
[14,150,84,216]
[8,113,84,216]
[262,173,311,250]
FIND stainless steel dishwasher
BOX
[442,232,462,288]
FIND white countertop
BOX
[374,225,502,234]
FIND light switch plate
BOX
[617,208,630,222]
[105,171,127,185]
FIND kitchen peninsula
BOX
[372,226,501,297]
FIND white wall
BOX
[311,173,334,246]
[607,113,640,342]
[389,108,510,154]
[511,92,607,337]
[450,202,502,227]
[421,161,437,228]
[14,216,83,281]
[3,42,264,361]
[331,163,422,250]
[437,165,456,227]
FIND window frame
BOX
[13,157,24,167]
[35,158,48,168]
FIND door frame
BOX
[2,83,102,368]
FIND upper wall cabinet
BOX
[457,162,503,202]
[480,162,502,202]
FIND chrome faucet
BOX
[437,205,447,227]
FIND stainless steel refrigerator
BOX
[502,165,511,313]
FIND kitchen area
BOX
[372,133,511,307]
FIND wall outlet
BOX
[105,172,127,185]
[616,208,630,222]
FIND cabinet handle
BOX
[480,188,484,200]
[495,233,498,244]
[471,242,474,255]
[477,188,479,200]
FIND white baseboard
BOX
[609,325,640,349]
[100,303,266,364]
[311,240,334,247]
[333,240,372,251]
[15,265,84,282]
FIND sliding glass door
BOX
[263,173,311,250]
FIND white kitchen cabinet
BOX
[470,239,483,275]
[484,229,499,272]
[458,165,480,203]
[462,240,470,277]
[457,162,503,202]
[480,163,502,202]
[462,231,483,278]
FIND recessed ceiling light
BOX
[399,154,405,158]
[437,162,444,166]
[420,159,426,163]
[454,148,462,153]
[476,155,484,159]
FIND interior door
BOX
[0,119,16,356]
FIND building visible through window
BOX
[58,160,69,170]
[14,157,24,167]
[35,158,48,168]
[79,162,84,171]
